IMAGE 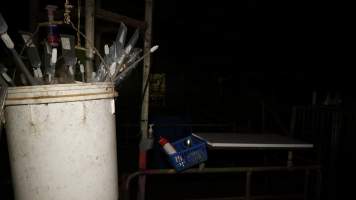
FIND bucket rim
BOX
[5,82,117,106]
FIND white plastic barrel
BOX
[4,82,118,200]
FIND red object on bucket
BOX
[159,137,177,155]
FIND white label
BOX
[33,68,39,78]
[51,48,57,64]
[61,37,71,50]
[119,33,125,43]
[80,64,85,73]
[111,99,115,114]
[1,72,11,82]
[150,45,159,52]
[163,143,177,155]
[91,72,96,80]
[109,62,117,76]
[69,66,74,75]
[104,44,109,55]
[1,33,14,49]
[37,68,43,78]
[117,55,124,65]
[45,43,51,54]
[125,45,132,54]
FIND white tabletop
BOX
[193,133,313,149]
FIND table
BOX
[193,133,313,150]
[194,132,314,170]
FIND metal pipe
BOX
[252,194,304,199]
[184,194,304,200]
[124,165,321,200]
[245,171,252,200]
[119,123,236,129]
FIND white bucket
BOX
[4,82,118,200]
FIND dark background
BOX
[0,0,354,199]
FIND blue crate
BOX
[166,135,208,172]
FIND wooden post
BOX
[29,0,39,32]
[138,0,153,199]
[85,0,95,81]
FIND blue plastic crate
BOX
[166,135,208,172]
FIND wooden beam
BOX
[138,0,153,200]
[85,0,95,81]
[140,0,153,156]
[95,8,146,29]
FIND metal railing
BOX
[289,105,348,200]
[122,165,321,200]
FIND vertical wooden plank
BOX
[29,0,39,32]
[138,0,153,199]
[85,0,95,81]
[141,1,153,140]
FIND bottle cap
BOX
[159,137,169,146]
